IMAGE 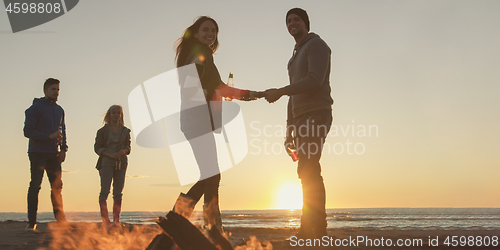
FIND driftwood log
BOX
[209,226,234,250]
[145,233,174,250]
[146,211,233,250]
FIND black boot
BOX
[294,216,315,239]
[313,216,328,238]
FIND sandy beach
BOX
[1,221,500,249]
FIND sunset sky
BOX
[1,0,499,213]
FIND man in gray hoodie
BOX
[265,8,333,239]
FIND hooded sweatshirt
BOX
[24,98,68,153]
[284,33,333,121]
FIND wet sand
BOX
[1,221,499,249]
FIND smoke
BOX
[37,222,162,250]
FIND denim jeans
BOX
[99,165,127,201]
[27,152,66,224]
[293,109,332,228]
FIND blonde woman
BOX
[94,105,131,227]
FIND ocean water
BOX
[2,208,499,230]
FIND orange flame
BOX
[37,222,162,250]
[234,236,273,250]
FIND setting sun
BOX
[275,183,303,209]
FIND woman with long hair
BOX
[173,16,262,232]
[94,105,131,227]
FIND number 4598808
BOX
[443,236,498,247]
[5,2,62,14]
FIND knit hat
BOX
[286,8,310,31]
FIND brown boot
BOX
[113,200,122,226]
[99,200,111,227]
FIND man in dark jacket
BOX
[265,8,333,239]
[23,78,68,231]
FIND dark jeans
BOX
[27,152,66,224]
[99,165,127,201]
[293,109,332,228]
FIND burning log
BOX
[147,211,234,250]
[158,213,217,250]
[209,226,234,250]
[145,233,174,250]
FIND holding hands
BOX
[250,91,267,100]
[240,88,286,103]
[239,90,266,101]
[263,88,286,103]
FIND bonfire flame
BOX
[234,236,273,250]
[39,202,272,250]
[37,222,162,250]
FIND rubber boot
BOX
[113,199,122,226]
[172,193,196,219]
[99,200,112,227]
[203,199,223,234]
